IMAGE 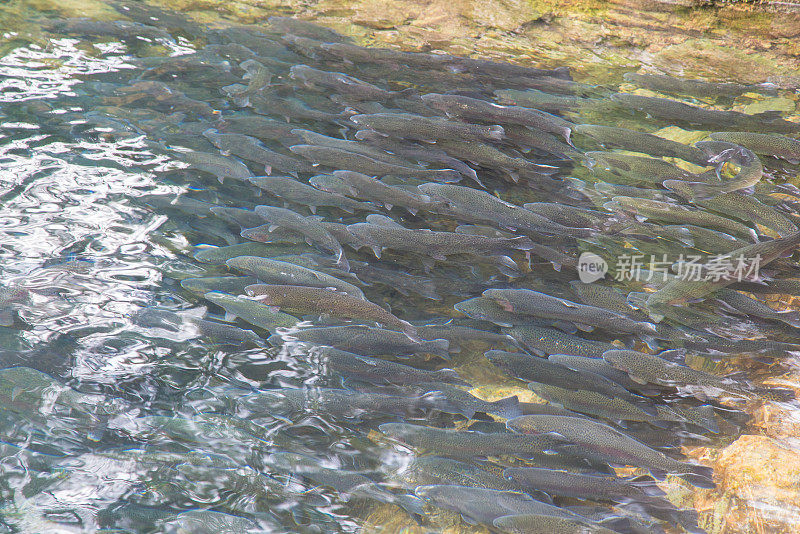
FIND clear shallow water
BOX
[0,1,799,533]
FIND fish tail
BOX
[400,320,422,343]
[678,464,715,489]
[423,338,451,359]
[489,395,522,419]
[626,292,649,311]
[493,255,522,277]
[335,249,350,272]
[674,180,721,201]
[396,494,425,519]
[756,386,795,402]
[693,405,720,433]
[487,125,505,141]
[435,368,469,386]
[510,236,535,251]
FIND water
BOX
[1,1,800,533]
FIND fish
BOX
[0,285,28,326]
[354,128,482,183]
[568,281,649,320]
[203,129,314,175]
[628,231,800,317]
[192,242,308,264]
[251,93,347,122]
[347,221,534,262]
[407,382,522,419]
[421,93,573,142]
[416,323,516,349]
[485,350,653,410]
[611,92,775,128]
[575,123,708,165]
[347,260,443,300]
[482,289,658,336]
[267,16,352,42]
[528,381,717,432]
[203,291,298,332]
[209,206,266,229]
[547,354,662,394]
[492,513,619,534]
[248,175,378,213]
[454,297,540,327]
[659,183,797,238]
[0,366,131,426]
[710,131,800,163]
[318,170,442,214]
[664,142,763,200]
[507,414,715,487]
[602,349,786,401]
[605,196,757,240]
[379,423,568,460]
[113,80,218,118]
[288,144,462,182]
[501,468,703,532]
[289,64,399,100]
[226,256,364,298]
[505,325,620,358]
[414,485,603,529]
[397,456,529,493]
[623,72,775,98]
[587,151,695,185]
[245,284,418,339]
[180,276,259,296]
[252,206,349,269]
[267,452,424,516]
[430,138,560,178]
[161,510,261,533]
[349,112,505,142]
[132,308,265,346]
[239,387,449,420]
[290,129,428,168]
[418,183,594,237]
[170,147,253,182]
[222,59,273,106]
[717,289,800,329]
[522,203,609,230]
[307,346,467,386]
[270,325,448,358]
[494,88,588,113]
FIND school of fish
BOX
[2,3,800,533]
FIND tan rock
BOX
[713,434,800,533]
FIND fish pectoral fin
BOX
[626,373,650,385]
[352,354,379,367]
[557,298,580,308]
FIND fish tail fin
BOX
[756,386,795,402]
[396,494,425,519]
[400,321,422,343]
[493,255,522,277]
[627,475,666,497]
[662,507,705,534]
[680,181,721,201]
[488,125,505,141]
[679,464,715,489]
[779,311,800,329]
[511,236,535,251]
[626,291,648,310]
[335,250,350,272]
[423,338,451,359]
[693,405,720,434]
[435,368,468,386]
[489,395,522,419]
